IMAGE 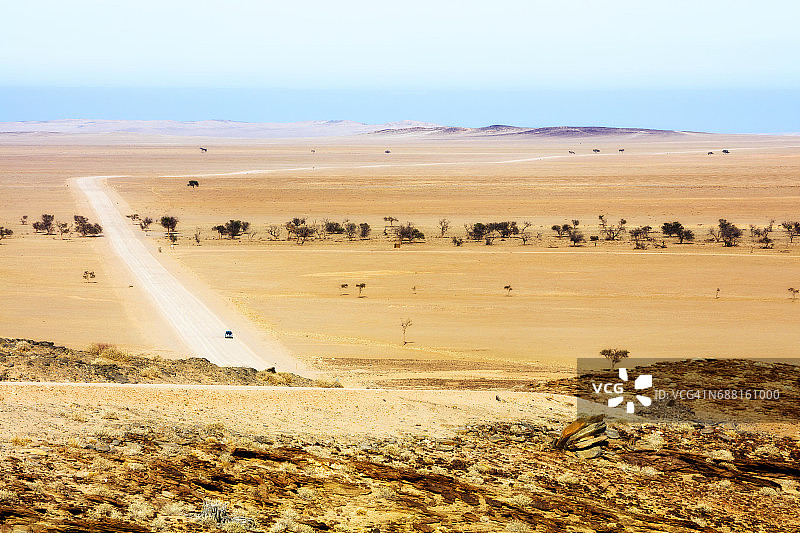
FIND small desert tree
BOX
[714,219,743,247]
[551,224,570,237]
[0,227,12,242]
[601,348,630,371]
[384,216,398,227]
[344,221,358,241]
[187,180,199,188]
[629,226,653,249]
[397,223,424,244]
[82,270,96,283]
[20,215,28,225]
[438,218,450,237]
[599,215,627,241]
[400,318,413,345]
[661,221,683,237]
[160,216,179,234]
[781,221,800,243]
[503,284,513,296]
[56,221,70,239]
[678,228,694,244]
[568,227,585,246]
[73,215,103,237]
[339,283,349,295]
[266,224,282,240]
[789,288,799,302]
[359,222,371,239]
[466,223,489,241]
[324,221,345,235]
[32,214,55,234]
[212,225,226,239]
[140,217,153,231]
[221,220,250,239]
[355,282,366,297]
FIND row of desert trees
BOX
[129,211,800,250]
[16,214,103,238]
[548,217,800,249]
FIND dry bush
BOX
[759,487,780,497]
[162,501,191,515]
[506,520,531,532]
[122,442,142,456]
[87,342,115,355]
[262,373,292,386]
[312,378,343,388]
[89,503,123,520]
[708,480,732,490]
[100,409,119,420]
[14,340,32,352]
[100,346,131,362]
[753,443,782,458]
[68,411,88,423]
[10,436,32,446]
[708,449,734,461]
[509,494,533,507]
[0,490,18,502]
[140,365,161,379]
[642,432,666,451]
[128,500,155,521]
[221,523,248,533]
[556,473,579,486]
[297,487,316,501]
[91,456,114,470]
[95,426,124,440]
[126,462,146,472]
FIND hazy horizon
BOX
[2,1,799,134]
[2,87,798,134]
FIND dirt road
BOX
[73,175,297,371]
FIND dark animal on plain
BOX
[568,150,575,154]
[385,150,391,154]
[199,147,207,153]
[722,149,730,154]
[592,149,600,153]
[708,151,714,155]
[618,149,624,153]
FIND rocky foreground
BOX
[0,338,338,388]
[0,413,798,532]
[0,344,798,532]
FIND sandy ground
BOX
[0,382,575,441]
[1,133,799,383]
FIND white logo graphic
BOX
[607,368,652,413]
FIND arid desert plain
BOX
[0,126,799,532]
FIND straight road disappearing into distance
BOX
[74,175,296,372]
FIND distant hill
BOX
[0,119,442,138]
[0,119,690,139]
[370,125,689,137]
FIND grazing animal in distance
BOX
[592,149,600,153]
[568,150,575,154]
[708,151,714,155]
[199,147,208,153]
[722,149,730,154]
[618,149,624,153]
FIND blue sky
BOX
[1,1,798,131]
